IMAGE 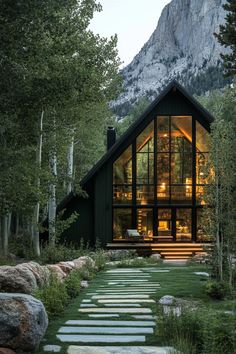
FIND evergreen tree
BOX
[215,0,236,76]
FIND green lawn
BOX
[35,262,235,353]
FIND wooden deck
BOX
[106,242,210,260]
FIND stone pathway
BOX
[44,268,175,354]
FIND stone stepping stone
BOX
[105,286,160,289]
[58,326,153,334]
[106,268,143,273]
[98,299,155,304]
[132,315,155,320]
[105,275,151,278]
[103,303,141,307]
[140,268,170,271]
[92,293,156,296]
[57,334,146,343]
[148,270,170,273]
[120,288,159,291]
[194,272,209,277]
[106,278,151,281]
[95,287,159,290]
[105,283,160,286]
[82,300,92,303]
[92,295,150,299]
[107,280,152,286]
[80,304,97,308]
[92,291,157,294]
[88,314,120,318]
[107,279,149,282]
[87,293,155,297]
[66,320,155,326]
[90,293,156,296]
[43,344,61,352]
[67,346,176,354]
[93,290,156,293]
[78,308,152,314]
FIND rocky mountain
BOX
[113,0,230,119]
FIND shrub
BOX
[157,305,203,354]
[8,233,35,260]
[39,243,86,264]
[77,264,96,281]
[115,256,162,268]
[34,273,68,318]
[202,312,236,354]
[157,305,236,354]
[0,255,16,266]
[64,269,81,299]
[204,280,231,300]
[107,249,138,261]
[90,249,109,271]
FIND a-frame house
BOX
[56,80,213,259]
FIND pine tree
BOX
[215,0,236,77]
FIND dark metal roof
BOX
[80,79,214,186]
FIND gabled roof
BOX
[81,79,214,186]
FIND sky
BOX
[89,0,171,68]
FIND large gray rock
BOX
[47,264,67,281]
[0,293,48,352]
[159,295,176,306]
[73,256,96,270]
[0,263,50,294]
[0,266,37,294]
[150,254,162,261]
[19,262,50,287]
[58,261,75,275]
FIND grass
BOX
[35,262,236,353]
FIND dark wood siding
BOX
[60,183,95,247]
[94,162,112,247]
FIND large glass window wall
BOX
[112,116,209,241]
[196,121,209,205]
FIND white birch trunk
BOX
[32,111,43,256]
[67,130,75,194]
[215,140,223,281]
[48,118,57,245]
[7,211,12,237]
[15,213,19,235]
[3,214,8,256]
[0,217,2,254]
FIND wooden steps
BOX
[106,242,210,260]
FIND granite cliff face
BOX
[114,0,228,118]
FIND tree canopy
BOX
[215,0,236,77]
[0,0,121,255]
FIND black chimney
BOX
[107,126,116,150]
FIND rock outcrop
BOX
[113,0,229,118]
[0,293,48,352]
[0,266,37,294]
[0,256,96,294]
[0,255,97,352]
